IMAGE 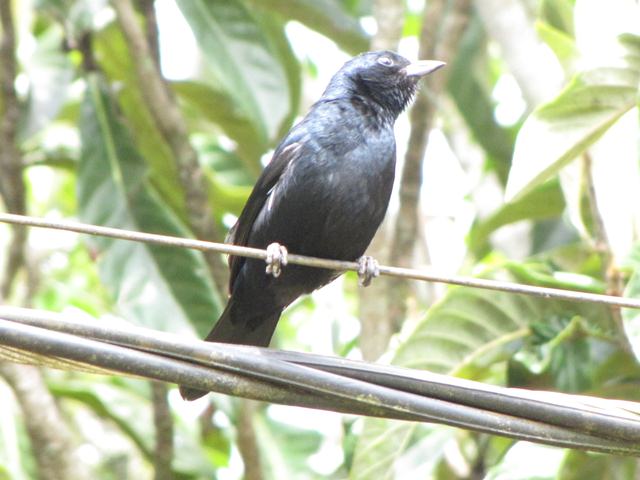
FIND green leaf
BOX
[505,34,640,201]
[207,171,252,220]
[198,141,254,187]
[509,316,602,392]
[468,179,566,256]
[195,142,254,220]
[536,21,579,72]
[78,75,222,336]
[538,0,575,36]
[173,7,302,171]
[503,260,605,294]
[176,0,296,149]
[392,287,531,375]
[173,81,265,175]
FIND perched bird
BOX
[181,51,444,400]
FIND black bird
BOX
[181,51,444,400]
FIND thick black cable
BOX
[1,308,639,454]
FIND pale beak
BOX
[402,60,446,77]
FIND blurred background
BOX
[1,0,640,478]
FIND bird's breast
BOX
[249,109,396,262]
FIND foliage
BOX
[2,0,640,479]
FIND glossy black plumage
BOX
[181,51,444,400]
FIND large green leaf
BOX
[78,75,222,336]
[173,81,265,176]
[173,9,300,172]
[391,286,532,374]
[350,262,621,479]
[176,0,296,151]
[505,34,640,201]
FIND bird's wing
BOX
[226,140,303,291]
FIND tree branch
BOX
[137,0,160,67]
[236,400,264,480]
[0,363,91,480]
[0,0,26,300]
[111,0,229,295]
[583,153,630,353]
[387,0,472,327]
[151,381,174,480]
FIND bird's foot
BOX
[357,255,379,287]
[265,242,288,278]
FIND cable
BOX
[1,308,639,455]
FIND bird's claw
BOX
[265,242,288,278]
[357,255,379,287]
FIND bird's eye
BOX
[377,56,394,67]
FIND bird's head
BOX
[323,51,445,118]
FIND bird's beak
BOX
[402,60,446,78]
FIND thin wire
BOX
[1,212,639,310]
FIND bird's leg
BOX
[265,242,288,278]
[357,255,379,287]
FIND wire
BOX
[1,212,639,309]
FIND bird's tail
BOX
[179,299,282,401]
